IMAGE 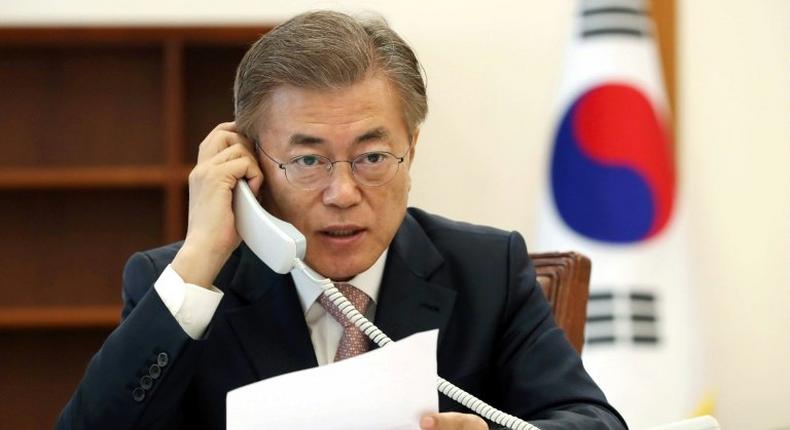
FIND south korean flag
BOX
[536,1,709,427]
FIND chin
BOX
[312,257,367,282]
[322,266,359,282]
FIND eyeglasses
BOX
[256,143,411,190]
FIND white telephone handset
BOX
[232,179,539,430]
[233,180,306,274]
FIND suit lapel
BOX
[218,211,456,376]
[223,244,318,380]
[375,213,457,346]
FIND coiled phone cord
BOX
[311,275,541,430]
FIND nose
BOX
[322,161,361,208]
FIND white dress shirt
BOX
[154,250,388,365]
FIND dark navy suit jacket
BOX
[56,208,627,429]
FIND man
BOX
[57,11,626,430]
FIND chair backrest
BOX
[530,251,591,353]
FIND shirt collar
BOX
[292,249,388,315]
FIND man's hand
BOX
[420,412,488,430]
[172,121,263,288]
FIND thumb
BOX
[420,415,438,429]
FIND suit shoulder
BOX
[122,241,184,305]
[407,207,513,241]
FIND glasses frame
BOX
[255,141,411,190]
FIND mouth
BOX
[318,225,366,243]
[323,230,362,237]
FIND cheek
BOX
[260,176,302,222]
[277,192,310,225]
[378,177,411,228]
[257,163,280,206]
[258,181,280,216]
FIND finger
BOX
[210,144,264,194]
[210,142,256,166]
[246,165,264,197]
[198,129,250,163]
[420,415,438,430]
[420,412,487,430]
[214,121,236,132]
[213,156,263,190]
[196,126,251,164]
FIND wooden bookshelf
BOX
[0,25,270,429]
[0,305,122,328]
[0,166,178,188]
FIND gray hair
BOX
[233,10,427,141]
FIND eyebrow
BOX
[354,127,389,144]
[288,133,324,146]
[287,127,390,147]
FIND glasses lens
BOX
[353,152,399,186]
[282,152,402,189]
[284,155,332,189]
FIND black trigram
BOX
[584,289,659,346]
[580,0,652,39]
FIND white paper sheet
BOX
[226,329,439,430]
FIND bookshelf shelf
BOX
[0,305,122,328]
[0,166,184,188]
[0,25,270,428]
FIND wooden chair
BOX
[529,252,591,354]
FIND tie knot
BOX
[318,283,371,328]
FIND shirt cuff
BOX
[154,264,224,339]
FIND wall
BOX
[0,0,574,235]
[2,0,788,428]
[680,1,790,428]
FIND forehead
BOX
[258,75,409,142]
